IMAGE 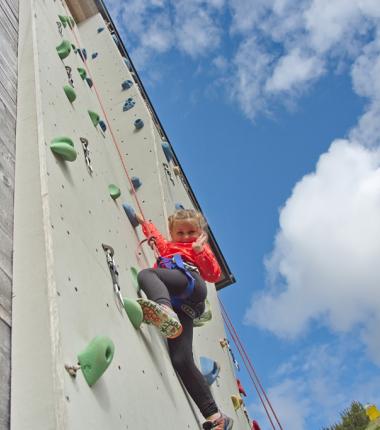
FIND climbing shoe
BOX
[202,413,234,430]
[136,298,183,339]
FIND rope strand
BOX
[219,299,284,430]
[220,303,278,430]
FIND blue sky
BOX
[105,1,380,428]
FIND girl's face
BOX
[170,219,202,243]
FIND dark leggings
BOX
[137,268,219,418]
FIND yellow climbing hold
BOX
[231,394,243,411]
[366,405,380,422]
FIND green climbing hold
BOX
[77,67,87,80]
[58,15,68,27]
[68,16,75,28]
[193,299,212,327]
[50,137,77,161]
[56,40,71,60]
[63,85,76,103]
[88,110,100,127]
[109,184,121,199]
[123,298,143,329]
[130,267,140,291]
[77,336,115,387]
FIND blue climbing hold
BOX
[175,203,185,211]
[92,52,98,60]
[200,357,220,386]
[162,142,174,163]
[134,119,144,130]
[121,80,133,91]
[122,203,139,228]
[131,176,142,190]
[97,27,105,33]
[99,120,107,132]
[123,98,135,112]
[86,78,93,88]
[82,48,87,60]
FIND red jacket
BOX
[141,221,222,283]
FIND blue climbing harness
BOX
[157,254,202,318]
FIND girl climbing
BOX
[135,209,234,430]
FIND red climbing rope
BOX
[62,9,153,268]
[62,7,146,222]
[219,299,284,430]
[220,303,277,430]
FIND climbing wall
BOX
[11,1,251,429]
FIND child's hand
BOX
[192,232,208,254]
[135,213,144,225]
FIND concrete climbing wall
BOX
[0,0,18,428]
[11,1,251,429]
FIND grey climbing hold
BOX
[123,98,135,112]
[86,77,93,88]
[99,120,107,132]
[131,177,142,190]
[134,119,144,129]
[121,80,133,91]
[122,203,139,228]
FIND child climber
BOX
[135,209,234,430]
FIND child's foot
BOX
[202,412,234,430]
[136,298,183,339]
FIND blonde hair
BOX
[168,209,207,232]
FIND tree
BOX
[323,401,369,430]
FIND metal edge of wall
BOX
[65,0,236,290]
[10,1,66,428]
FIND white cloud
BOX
[245,140,380,361]
[106,0,224,65]
[230,37,274,119]
[143,14,173,53]
[250,343,380,430]
[225,0,380,119]
[269,380,311,430]
[228,0,272,34]
[265,49,325,93]
[173,1,223,57]
[350,32,380,146]
[212,55,228,71]
[303,0,363,54]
